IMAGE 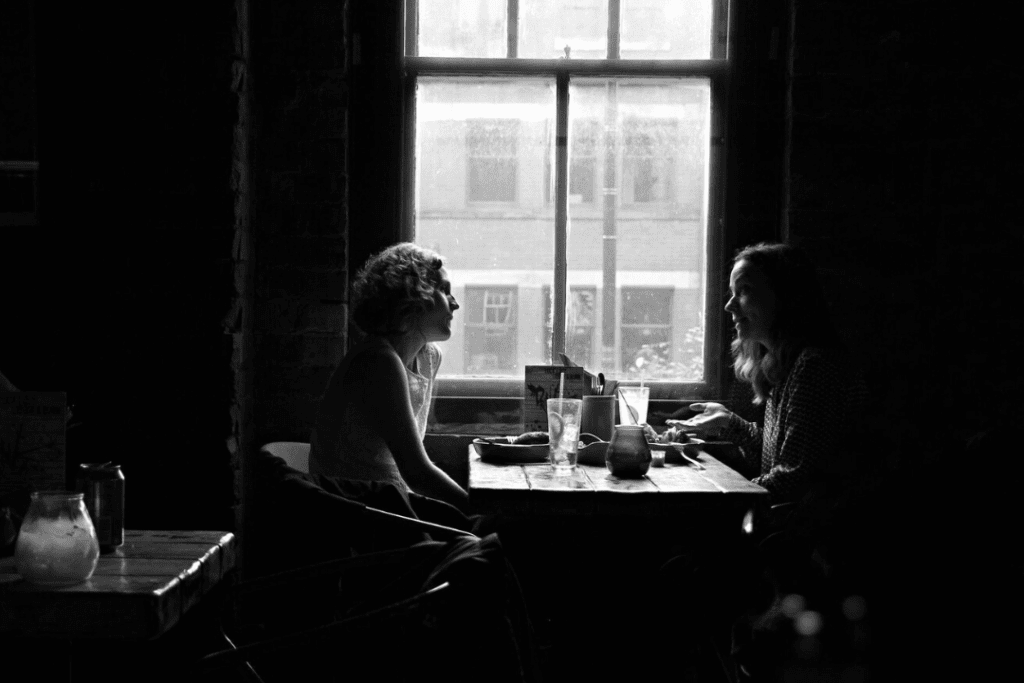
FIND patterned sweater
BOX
[721,347,868,505]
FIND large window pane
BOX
[567,78,710,381]
[415,78,555,378]
[519,0,608,59]
[620,0,714,60]
[417,0,507,58]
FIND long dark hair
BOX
[731,242,840,403]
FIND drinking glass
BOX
[616,387,650,425]
[547,398,583,475]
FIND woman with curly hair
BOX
[664,241,868,506]
[308,242,468,506]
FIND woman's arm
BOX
[674,402,763,470]
[722,411,763,470]
[349,348,468,506]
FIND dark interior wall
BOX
[783,6,1021,672]
[249,0,350,449]
[786,2,1022,463]
[3,2,250,531]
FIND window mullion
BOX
[607,0,621,59]
[507,0,518,58]
[405,0,418,57]
[551,73,570,363]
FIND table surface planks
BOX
[0,529,236,640]
[469,443,768,518]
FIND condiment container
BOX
[14,491,100,585]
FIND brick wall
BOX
[250,0,350,447]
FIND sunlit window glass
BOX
[519,0,608,59]
[418,0,507,58]
[620,0,714,60]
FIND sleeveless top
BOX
[308,338,441,491]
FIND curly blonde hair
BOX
[351,243,446,335]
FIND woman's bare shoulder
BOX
[346,342,404,378]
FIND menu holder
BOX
[0,391,67,499]
[523,365,598,432]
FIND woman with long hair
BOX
[664,241,867,505]
[308,242,468,507]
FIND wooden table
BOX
[469,443,768,521]
[469,443,769,681]
[0,529,236,640]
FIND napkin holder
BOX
[523,365,598,432]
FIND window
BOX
[543,286,597,368]
[620,287,673,376]
[464,286,518,374]
[407,0,728,402]
[545,118,599,205]
[467,119,519,202]
[623,118,677,204]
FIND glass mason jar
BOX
[14,491,100,586]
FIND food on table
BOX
[641,423,659,443]
[512,431,550,445]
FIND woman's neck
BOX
[382,331,426,369]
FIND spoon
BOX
[616,388,639,424]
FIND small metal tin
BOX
[76,462,125,553]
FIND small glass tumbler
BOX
[616,387,650,425]
[14,491,100,586]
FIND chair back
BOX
[260,441,311,474]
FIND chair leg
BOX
[711,630,741,683]
[200,628,266,683]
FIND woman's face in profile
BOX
[412,268,460,342]
[725,259,776,346]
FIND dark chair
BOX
[197,552,460,682]
[196,444,482,682]
[199,444,542,683]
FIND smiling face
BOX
[725,259,777,347]
[411,268,459,342]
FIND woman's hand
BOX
[664,402,734,441]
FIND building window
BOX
[543,286,597,368]
[467,119,519,203]
[464,286,518,374]
[545,118,599,205]
[620,287,673,376]
[623,118,677,204]
[408,0,727,398]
